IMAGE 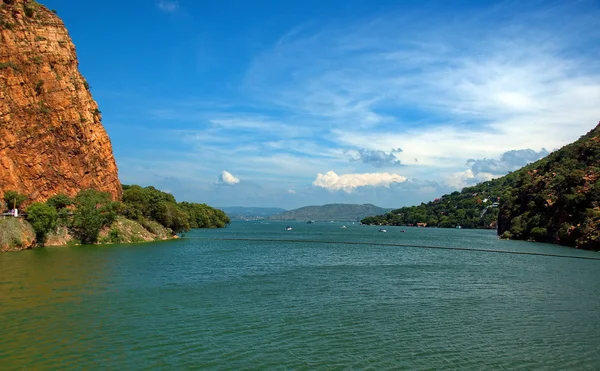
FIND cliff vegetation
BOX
[1,185,231,251]
[498,124,600,249]
[362,123,600,250]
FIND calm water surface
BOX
[1,222,600,370]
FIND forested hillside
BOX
[498,124,600,249]
[360,176,515,229]
[362,122,600,250]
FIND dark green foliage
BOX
[46,194,72,209]
[25,202,57,244]
[121,185,230,232]
[23,2,35,17]
[364,124,600,250]
[361,179,507,229]
[498,124,600,249]
[47,194,73,227]
[0,61,19,70]
[179,202,231,228]
[121,185,176,220]
[155,201,190,233]
[70,189,118,244]
[56,208,70,227]
[34,79,44,95]
[0,21,15,30]
[108,228,122,243]
[3,190,27,210]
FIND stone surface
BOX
[0,0,121,204]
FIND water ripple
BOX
[1,223,600,370]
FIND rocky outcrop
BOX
[0,217,35,251]
[0,0,121,204]
[0,215,176,251]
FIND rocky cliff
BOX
[0,0,121,203]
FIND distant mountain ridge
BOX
[219,206,287,219]
[269,204,391,221]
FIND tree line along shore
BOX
[0,185,230,251]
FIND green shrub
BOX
[34,79,44,95]
[26,202,57,245]
[108,228,122,243]
[0,61,18,70]
[530,227,547,242]
[23,3,34,17]
[46,194,72,210]
[0,22,15,30]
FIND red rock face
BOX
[0,0,121,203]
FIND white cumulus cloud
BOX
[218,170,240,185]
[313,170,407,193]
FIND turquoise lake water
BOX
[1,221,599,370]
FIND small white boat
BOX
[378,228,387,233]
[285,226,292,231]
[341,225,347,229]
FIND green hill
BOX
[270,204,391,221]
[361,176,512,229]
[362,122,600,250]
[498,123,600,249]
[219,206,287,220]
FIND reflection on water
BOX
[1,223,599,369]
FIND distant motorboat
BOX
[378,228,387,233]
[285,226,292,231]
[341,225,347,229]
[456,225,462,229]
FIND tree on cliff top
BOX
[2,190,27,210]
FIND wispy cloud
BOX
[467,148,549,176]
[347,148,403,168]
[446,148,551,189]
[244,0,600,175]
[157,0,179,13]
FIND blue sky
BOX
[42,0,600,209]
